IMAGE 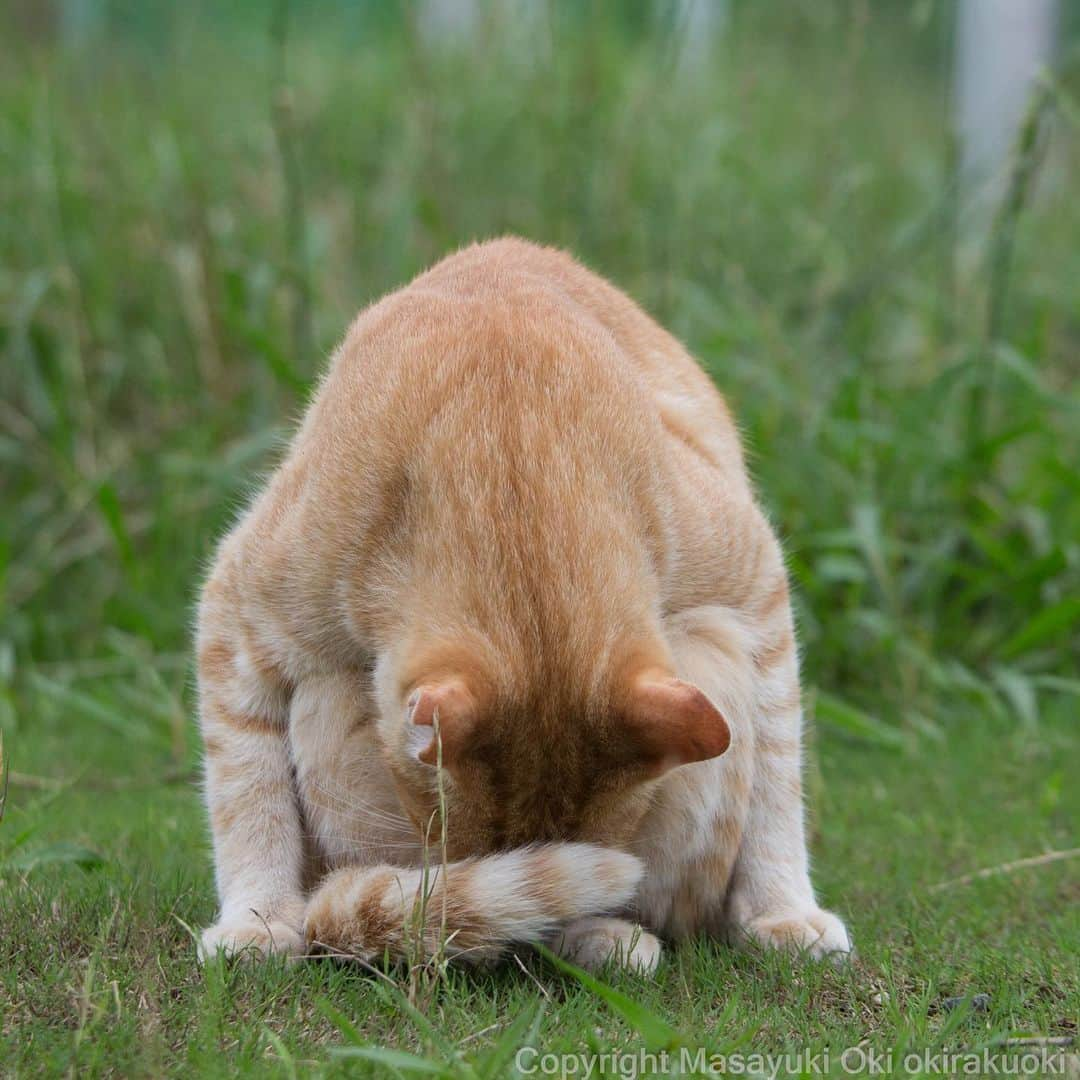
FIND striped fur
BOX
[304,844,643,965]
[196,238,851,971]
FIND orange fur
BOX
[196,238,850,970]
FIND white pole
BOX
[60,0,103,46]
[421,0,479,45]
[675,0,729,71]
[955,0,1057,209]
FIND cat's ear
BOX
[624,673,730,776]
[405,679,477,768]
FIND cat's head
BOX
[379,642,730,858]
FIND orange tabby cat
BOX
[196,237,850,972]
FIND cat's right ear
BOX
[404,679,477,769]
[623,672,731,776]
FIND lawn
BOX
[2,3,1078,1077]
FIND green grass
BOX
[2,3,1078,1076]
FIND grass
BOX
[1,2,1078,1076]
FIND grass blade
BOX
[330,1045,447,1075]
[0,730,7,825]
[5,841,106,872]
[812,692,906,749]
[479,1002,543,1080]
[536,945,682,1050]
[999,596,1080,660]
[314,996,366,1046]
[28,672,162,745]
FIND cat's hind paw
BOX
[552,917,662,975]
[740,907,852,964]
[198,914,306,963]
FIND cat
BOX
[196,237,851,973]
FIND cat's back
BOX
[312,237,743,476]
[310,238,665,485]
[221,239,757,650]
[415,237,744,473]
[229,241,669,621]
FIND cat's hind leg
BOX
[289,671,423,871]
[552,917,662,974]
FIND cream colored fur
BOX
[196,237,850,972]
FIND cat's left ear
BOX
[405,678,477,768]
[624,673,731,776]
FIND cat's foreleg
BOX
[725,603,851,961]
[196,604,307,960]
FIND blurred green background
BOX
[1,2,1078,1075]
[3,1,1077,743]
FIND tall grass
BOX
[1,1,1077,760]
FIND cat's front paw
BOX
[303,867,377,958]
[552,917,663,975]
[198,915,306,963]
[740,907,851,964]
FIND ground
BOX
[2,708,1078,1075]
[1,4,1078,1077]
